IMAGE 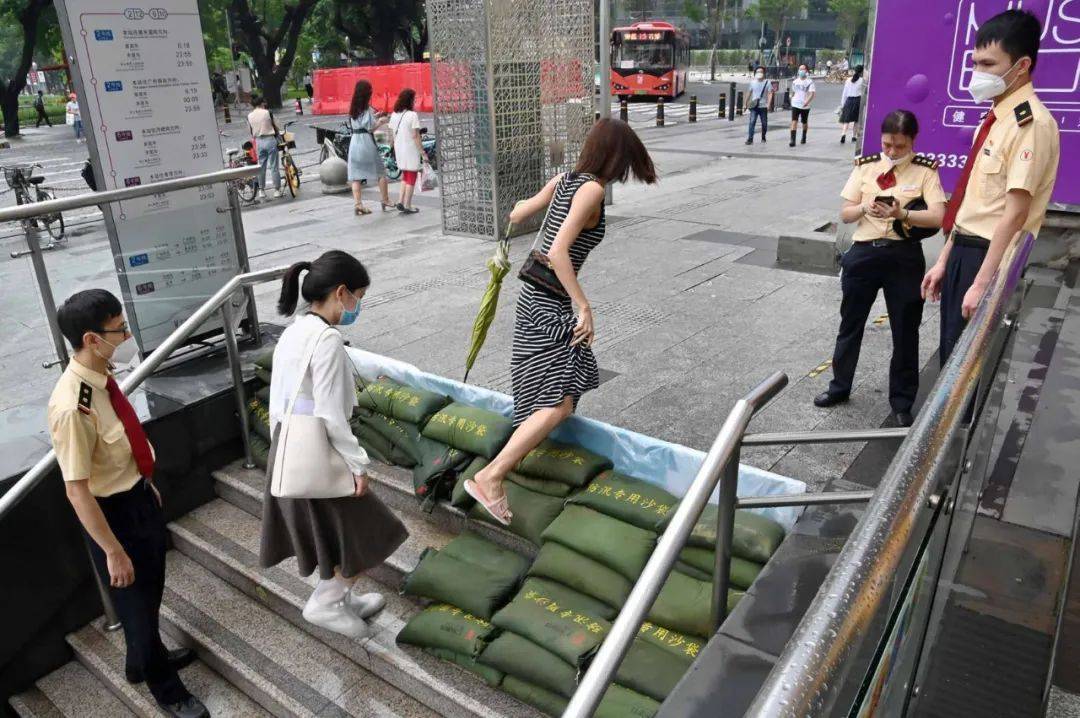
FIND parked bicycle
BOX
[317,121,436,179]
[279,120,301,198]
[225,141,259,205]
[1,163,65,241]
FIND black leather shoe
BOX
[813,392,848,408]
[894,411,914,427]
[745,138,753,145]
[158,696,209,718]
[126,647,196,684]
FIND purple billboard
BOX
[864,0,1078,207]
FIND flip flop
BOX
[463,479,512,526]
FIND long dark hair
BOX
[881,109,919,138]
[278,250,371,316]
[851,64,864,83]
[575,118,657,185]
[393,88,416,113]
[349,80,372,119]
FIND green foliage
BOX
[746,0,808,28]
[682,0,706,24]
[690,48,757,66]
[827,0,868,50]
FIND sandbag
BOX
[469,481,566,546]
[451,457,484,508]
[501,677,659,718]
[636,620,705,664]
[412,436,472,507]
[674,561,710,582]
[541,505,657,582]
[249,432,270,470]
[453,458,573,511]
[515,439,612,487]
[478,632,578,699]
[439,532,531,579]
[252,350,273,385]
[528,541,632,611]
[354,408,422,467]
[519,577,618,621]
[247,397,272,442]
[501,676,568,717]
[616,636,695,703]
[356,376,451,425]
[349,416,399,465]
[568,470,679,530]
[647,571,743,637]
[424,647,504,688]
[678,546,763,590]
[255,385,270,403]
[421,402,514,459]
[491,591,607,669]
[401,548,521,620]
[254,366,272,385]
[396,603,498,657]
[658,504,785,564]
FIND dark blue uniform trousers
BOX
[828,240,925,413]
[86,481,189,706]
[939,241,989,368]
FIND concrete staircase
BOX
[9,459,545,718]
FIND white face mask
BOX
[886,152,913,169]
[93,333,138,367]
[756,73,765,80]
[967,59,1022,103]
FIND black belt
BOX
[953,232,990,250]
[862,238,917,248]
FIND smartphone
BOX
[875,195,897,206]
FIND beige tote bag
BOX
[269,326,356,499]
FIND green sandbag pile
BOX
[542,505,657,582]
[656,502,786,565]
[453,457,575,507]
[502,676,660,718]
[401,533,530,620]
[396,604,504,687]
[567,470,678,530]
[412,436,473,506]
[647,570,744,637]
[479,631,578,699]
[356,376,451,425]
[514,439,613,488]
[426,647,504,688]
[252,350,273,385]
[469,480,567,546]
[675,546,763,590]
[421,402,515,459]
[249,432,270,470]
[247,397,272,442]
[528,541,633,613]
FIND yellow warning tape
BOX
[808,359,832,378]
[872,314,889,326]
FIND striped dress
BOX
[511,172,605,427]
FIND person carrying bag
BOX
[260,250,408,639]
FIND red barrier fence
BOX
[312,63,434,115]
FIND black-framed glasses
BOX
[95,323,129,335]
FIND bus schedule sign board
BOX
[865,0,1079,207]
[55,0,241,353]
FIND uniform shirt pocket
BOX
[98,421,131,464]
[978,156,1005,200]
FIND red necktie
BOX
[942,109,997,235]
[876,168,896,190]
[106,377,155,479]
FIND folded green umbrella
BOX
[463,233,511,384]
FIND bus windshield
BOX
[615,41,673,69]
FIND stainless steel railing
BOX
[745,233,1035,717]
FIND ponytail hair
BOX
[277,250,371,316]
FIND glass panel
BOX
[616,42,673,68]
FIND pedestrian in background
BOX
[48,290,209,718]
[66,93,83,142]
[816,110,946,427]
[261,251,408,639]
[838,65,865,144]
[34,90,51,128]
[463,119,657,525]
[304,73,314,101]
[346,80,391,216]
[247,96,281,200]
[745,68,773,145]
[922,9,1060,366]
[389,88,424,215]
[789,64,815,147]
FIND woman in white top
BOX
[839,64,866,144]
[388,88,425,214]
[260,250,408,639]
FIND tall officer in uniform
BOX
[923,9,1061,365]
[47,290,209,718]
[815,110,946,427]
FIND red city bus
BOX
[610,22,690,99]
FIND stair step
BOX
[169,499,540,718]
[10,661,132,718]
[161,551,443,717]
[75,617,272,716]
[214,459,537,558]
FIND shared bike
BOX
[1,163,65,241]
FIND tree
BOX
[0,0,53,137]
[332,0,426,65]
[229,0,319,108]
[828,0,868,53]
[747,0,807,65]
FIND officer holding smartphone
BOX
[815,110,947,427]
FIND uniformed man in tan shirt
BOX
[922,9,1061,365]
[815,110,947,427]
[47,289,208,718]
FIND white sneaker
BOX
[257,190,267,200]
[348,591,386,619]
[302,598,371,639]
[273,189,282,198]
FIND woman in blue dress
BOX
[347,80,391,216]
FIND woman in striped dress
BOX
[465,119,657,524]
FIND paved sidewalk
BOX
[1,85,939,492]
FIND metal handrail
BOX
[0,165,259,223]
[0,265,288,523]
[746,233,1036,717]
[742,427,909,445]
[562,371,789,718]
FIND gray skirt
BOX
[259,477,408,581]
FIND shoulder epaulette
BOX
[912,154,939,170]
[77,382,93,415]
[856,153,881,167]
[1014,101,1034,127]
